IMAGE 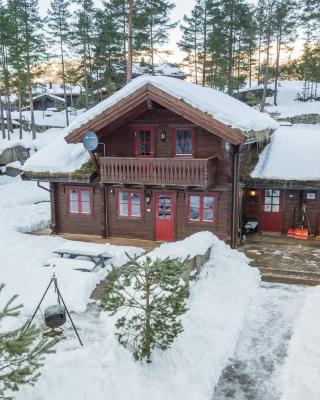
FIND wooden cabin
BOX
[243,125,320,236]
[23,76,277,247]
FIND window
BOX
[135,127,155,157]
[264,189,280,213]
[118,192,141,218]
[188,194,215,222]
[68,189,91,215]
[175,128,194,155]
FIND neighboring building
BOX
[23,76,277,247]
[26,93,66,111]
[33,83,83,108]
[132,62,186,80]
[243,125,320,236]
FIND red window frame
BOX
[174,127,195,156]
[68,188,92,216]
[117,191,142,218]
[134,126,155,158]
[188,193,215,223]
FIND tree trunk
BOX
[194,23,198,84]
[227,3,234,94]
[260,22,272,112]
[144,275,151,363]
[150,19,154,76]
[60,36,69,126]
[127,0,133,83]
[202,4,207,87]
[273,27,282,106]
[0,97,5,139]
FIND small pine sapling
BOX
[0,284,57,399]
[101,254,189,363]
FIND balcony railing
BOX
[100,157,216,187]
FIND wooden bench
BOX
[53,243,112,270]
[44,257,96,272]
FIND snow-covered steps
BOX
[261,268,320,286]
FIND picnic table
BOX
[53,242,112,270]
[44,257,97,272]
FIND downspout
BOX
[103,184,108,238]
[231,145,240,249]
[37,180,51,192]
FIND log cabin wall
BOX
[243,188,320,235]
[52,183,105,236]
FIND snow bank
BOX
[251,124,320,181]
[147,231,214,261]
[280,286,320,400]
[17,235,260,400]
[23,135,90,173]
[64,75,278,137]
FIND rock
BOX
[6,165,22,177]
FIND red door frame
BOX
[259,189,284,232]
[134,126,155,158]
[155,192,176,241]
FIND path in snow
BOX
[213,282,306,400]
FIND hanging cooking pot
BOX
[44,304,66,329]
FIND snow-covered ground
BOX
[0,174,260,400]
[11,109,84,127]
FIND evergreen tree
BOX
[72,0,96,109]
[134,0,177,74]
[102,255,188,363]
[47,0,72,126]
[0,284,57,398]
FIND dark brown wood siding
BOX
[54,183,105,236]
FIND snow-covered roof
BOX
[23,136,90,174]
[251,124,320,181]
[32,93,65,103]
[65,76,278,138]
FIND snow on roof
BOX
[64,76,278,137]
[251,124,320,181]
[32,93,65,103]
[23,135,90,173]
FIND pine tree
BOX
[101,255,188,363]
[0,284,57,398]
[134,0,177,74]
[47,0,72,126]
[72,0,96,109]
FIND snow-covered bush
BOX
[101,254,188,363]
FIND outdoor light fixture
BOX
[250,189,256,197]
[146,192,151,204]
[160,131,166,141]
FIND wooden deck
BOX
[29,228,159,251]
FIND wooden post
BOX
[127,0,133,83]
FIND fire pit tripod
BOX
[25,273,83,346]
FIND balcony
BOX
[100,157,216,187]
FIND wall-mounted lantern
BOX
[145,191,152,204]
[160,130,166,142]
[249,189,256,197]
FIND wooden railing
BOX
[100,157,216,187]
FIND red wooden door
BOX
[156,193,175,241]
[259,189,283,232]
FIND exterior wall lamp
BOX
[249,189,256,197]
[160,131,166,141]
[146,192,152,204]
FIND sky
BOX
[38,0,196,64]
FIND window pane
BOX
[204,208,214,221]
[273,190,280,196]
[144,131,150,141]
[272,197,280,205]
[144,143,151,155]
[264,205,271,212]
[119,192,128,216]
[264,196,272,204]
[119,192,128,202]
[176,129,192,155]
[272,205,280,212]
[81,191,89,202]
[81,201,90,214]
[190,207,200,220]
[70,191,78,213]
[204,196,214,209]
[131,193,141,217]
[190,195,200,207]
[265,189,272,196]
